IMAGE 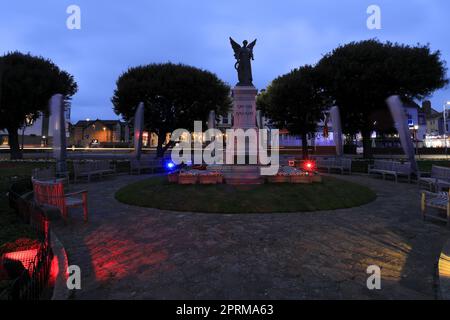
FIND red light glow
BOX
[3,249,39,275]
[84,231,169,282]
[303,161,316,172]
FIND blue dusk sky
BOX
[1,0,449,122]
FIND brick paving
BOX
[53,174,450,299]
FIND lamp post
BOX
[0,59,3,136]
[21,114,34,150]
[445,101,450,159]
[0,58,3,110]
[413,124,419,157]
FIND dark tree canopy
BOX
[257,65,328,159]
[112,63,232,156]
[315,39,448,157]
[0,51,78,159]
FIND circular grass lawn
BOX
[115,176,377,214]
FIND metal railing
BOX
[1,180,53,300]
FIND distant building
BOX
[0,104,71,147]
[253,99,429,149]
[403,99,427,142]
[422,100,450,148]
[426,113,444,136]
[69,119,130,147]
[423,100,449,136]
[141,131,171,148]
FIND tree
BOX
[0,52,77,159]
[315,39,448,158]
[112,63,232,157]
[257,65,328,159]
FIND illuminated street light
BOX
[25,114,34,126]
[412,125,419,156]
[444,102,449,158]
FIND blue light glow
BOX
[166,162,176,170]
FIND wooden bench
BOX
[418,165,450,192]
[32,178,88,223]
[130,158,163,175]
[32,168,55,181]
[316,157,352,175]
[73,160,116,182]
[421,190,450,226]
[368,160,412,183]
[32,167,70,184]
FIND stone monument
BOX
[223,37,263,184]
[330,106,343,157]
[207,110,216,130]
[387,95,418,174]
[229,37,259,161]
[133,102,145,160]
[50,94,67,175]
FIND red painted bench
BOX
[32,179,88,223]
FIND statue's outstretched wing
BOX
[247,39,257,51]
[229,37,241,59]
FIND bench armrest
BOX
[65,190,88,197]
[422,190,450,197]
[421,190,436,197]
[418,171,431,178]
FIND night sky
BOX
[1,0,449,122]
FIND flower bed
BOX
[178,172,198,185]
[177,168,224,185]
[267,174,289,183]
[192,165,208,171]
[290,173,313,184]
[199,172,222,185]
[311,173,322,183]
[268,166,313,184]
[167,172,179,184]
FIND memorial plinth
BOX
[231,86,259,160]
[232,86,258,130]
[223,85,262,184]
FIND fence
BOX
[0,179,53,300]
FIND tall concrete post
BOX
[387,95,418,174]
[133,102,144,160]
[50,94,67,175]
[208,110,216,130]
[330,106,343,157]
[256,110,263,129]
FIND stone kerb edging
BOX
[50,231,70,300]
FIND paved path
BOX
[53,174,450,300]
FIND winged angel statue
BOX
[229,37,257,86]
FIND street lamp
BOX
[413,125,419,156]
[445,101,450,158]
[0,59,3,112]
[21,114,35,150]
